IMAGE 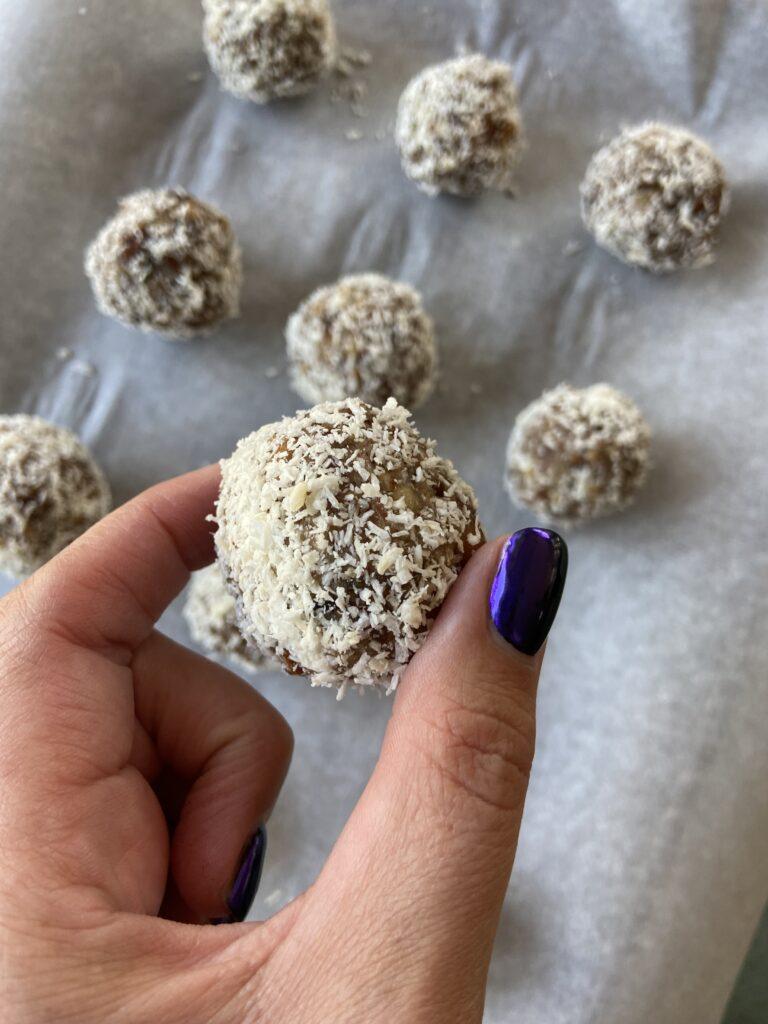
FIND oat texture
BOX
[505,384,652,527]
[581,122,729,272]
[396,53,524,197]
[184,564,274,673]
[286,273,438,409]
[0,415,111,577]
[203,0,337,103]
[215,398,484,691]
[85,188,242,339]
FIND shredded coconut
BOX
[395,54,524,197]
[505,384,652,527]
[336,46,372,76]
[580,122,729,272]
[562,239,585,257]
[71,360,96,378]
[264,887,285,907]
[0,415,111,578]
[184,564,274,673]
[215,398,484,691]
[85,188,242,339]
[203,0,337,104]
[286,273,438,409]
[331,45,373,117]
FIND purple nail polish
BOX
[489,528,568,656]
[215,826,267,924]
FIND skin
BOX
[0,465,545,1024]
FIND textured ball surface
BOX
[0,416,110,577]
[215,398,484,691]
[203,0,337,103]
[85,189,242,338]
[505,384,651,527]
[286,274,438,409]
[396,54,523,197]
[581,123,729,272]
[184,565,273,673]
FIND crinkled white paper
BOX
[1,1,766,1021]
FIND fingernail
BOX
[213,826,267,925]
[489,528,568,656]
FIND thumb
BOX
[279,529,567,1022]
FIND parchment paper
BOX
[1,1,766,1021]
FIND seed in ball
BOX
[184,565,274,673]
[396,53,524,197]
[215,398,484,691]
[286,274,438,409]
[203,0,337,103]
[0,415,111,578]
[85,189,242,339]
[580,123,729,272]
[505,384,651,527]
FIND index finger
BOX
[14,464,220,658]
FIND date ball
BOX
[203,0,337,103]
[0,416,111,578]
[286,274,438,409]
[505,384,651,527]
[580,123,729,272]
[215,398,484,691]
[85,189,242,339]
[184,565,273,673]
[396,54,524,197]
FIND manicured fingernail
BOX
[489,528,568,656]
[213,826,267,925]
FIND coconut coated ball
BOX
[215,398,484,691]
[184,565,273,673]
[580,123,729,272]
[85,189,242,339]
[396,54,524,197]
[286,274,438,409]
[505,384,651,527]
[203,0,337,103]
[0,416,111,578]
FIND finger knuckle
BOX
[263,710,295,762]
[239,706,294,766]
[415,690,536,818]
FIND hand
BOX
[0,466,566,1024]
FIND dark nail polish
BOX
[215,826,267,924]
[489,528,568,656]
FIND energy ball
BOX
[580,123,729,272]
[286,274,438,409]
[184,565,273,673]
[0,416,110,578]
[203,0,337,103]
[85,189,242,339]
[396,54,524,197]
[215,398,484,691]
[505,384,651,527]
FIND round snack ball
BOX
[580,123,729,272]
[0,415,111,578]
[395,54,524,197]
[184,565,273,673]
[202,0,337,103]
[286,274,438,409]
[215,398,484,691]
[505,384,651,527]
[85,189,242,339]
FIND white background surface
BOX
[0,1,767,1021]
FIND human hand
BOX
[0,466,566,1023]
